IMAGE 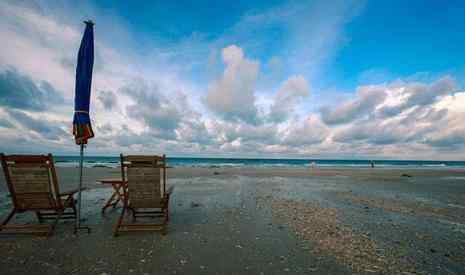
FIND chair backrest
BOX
[120,154,166,208]
[0,154,62,211]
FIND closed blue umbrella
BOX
[73,20,94,144]
[73,20,94,234]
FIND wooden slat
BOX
[9,166,55,209]
[118,224,165,231]
[10,167,50,192]
[123,155,165,162]
[2,155,50,163]
[0,224,50,235]
[127,164,164,168]
[15,194,55,210]
[127,167,162,208]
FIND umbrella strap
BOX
[75,110,89,114]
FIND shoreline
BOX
[56,165,465,171]
[3,165,463,192]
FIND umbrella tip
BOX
[84,20,95,25]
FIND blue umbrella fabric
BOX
[73,20,95,145]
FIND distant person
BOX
[370,160,375,168]
[311,161,316,169]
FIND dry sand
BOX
[1,166,465,274]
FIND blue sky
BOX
[0,0,464,159]
[336,0,465,87]
[30,0,465,90]
[75,0,465,90]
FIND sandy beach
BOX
[1,166,465,275]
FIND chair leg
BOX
[165,196,171,222]
[161,226,167,235]
[0,209,17,231]
[71,200,78,216]
[35,211,43,223]
[68,198,78,234]
[48,210,63,237]
[161,208,168,236]
[101,191,118,214]
[131,208,137,222]
[73,207,78,235]
[113,206,126,237]
[166,206,170,222]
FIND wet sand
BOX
[1,166,465,274]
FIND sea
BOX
[53,156,465,169]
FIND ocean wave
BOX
[52,156,465,169]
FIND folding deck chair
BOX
[113,154,174,236]
[0,154,79,236]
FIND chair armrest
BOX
[59,187,87,197]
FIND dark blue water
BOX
[53,156,465,168]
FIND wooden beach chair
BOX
[113,154,173,236]
[0,154,80,237]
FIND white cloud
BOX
[269,75,310,123]
[325,78,465,158]
[97,90,117,110]
[422,92,465,149]
[0,68,64,111]
[0,2,80,96]
[320,85,387,125]
[121,81,182,139]
[175,92,212,145]
[204,45,260,124]
[378,76,456,117]
[209,120,278,145]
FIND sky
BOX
[0,0,464,160]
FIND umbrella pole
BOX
[75,143,91,234]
